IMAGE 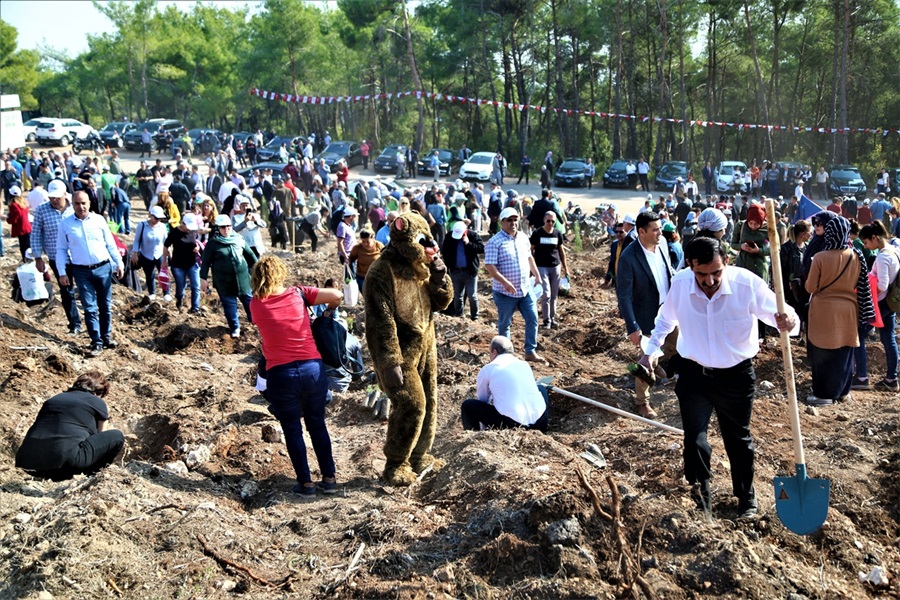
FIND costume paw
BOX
[383,463,417,487]
[411,454,445,474]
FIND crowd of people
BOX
[5,140,900,518]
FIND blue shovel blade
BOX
[773,464,831,535]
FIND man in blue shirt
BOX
[56,191,125,357]
[870,193,891,222]
[484,207,544,363]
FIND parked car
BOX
[23,117,57,142]
[887,168,900,194]
[827,164,867,200]
[602,159,635,188]
[654,161,691,191]
[97,122,136,148]
[373,145,409,174]
[554,158,590,187]
[34,119,96,146]
[122,119,186,151]
[417,148,461,177]
[256,135,301,162]
[172,128,225,155]
[237,162,291,180]
[318,141,363,172]
[459,151,496,181]
[774,160,803,195]
[714,160,748,193]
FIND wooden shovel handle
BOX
[765,200,806,467]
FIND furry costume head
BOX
[385,211,439,280]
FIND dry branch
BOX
[196,533,293,589]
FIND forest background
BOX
[1,0,899,176]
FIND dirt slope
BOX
[0,235,897,599]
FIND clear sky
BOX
[3,0,262,58]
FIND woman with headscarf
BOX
[200,214,258,338]
[801,210,839,278]
[804,216,875,406]
[731,204,770,282]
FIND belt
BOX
[72,261,109,270]
[684,357,752,377]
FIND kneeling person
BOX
[461,336,549,432]
[15,371,124,481]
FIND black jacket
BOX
[441,228,484,275]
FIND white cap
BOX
[499,207,519,220]
[343,207,358,217]
[239,196,251,205]
[215,214,232,227]
[9,185,22,196]
[451,221,468,239]
[149,206,166,219]
[623,214,636,225]
[182,214,199,231]
[47,180,67,197]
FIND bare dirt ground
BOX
[0,149,897,598]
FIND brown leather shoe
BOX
[637,403,658,419]
[525,353,547,364]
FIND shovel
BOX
[766,199,830,535]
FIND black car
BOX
[317,141,363,172]
[122,119,186,151]
[256,135,302,162]
[237,162,291,180]
[654,161,691,191]
[602,159,636,188]
[417,148,461,177]
[828,164,867,200]
[373,145,408,174]
[554,158,589,188]
[97,122,136,148]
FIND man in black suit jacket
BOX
[205,165,222,199]
[615,211,676,419]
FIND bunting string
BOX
[249,87,900,136]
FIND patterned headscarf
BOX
[821,216,874,324]
[802,210,841,276]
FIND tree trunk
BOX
[742,1,774,160]
[401,2,425,153]
[836,0,850,163]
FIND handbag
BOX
[343,265,359,307]
[868,273,884,328]
[310,312,364,376]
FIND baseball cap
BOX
[215,215,232,227]
[9,185,22,196]
[47,180,67,197]
[149,206,166,219]
[623,214,636,225]
[662,222,676,233]
[182,214,199,231]
[499,207,519,221]
[343,207,358,217]
[239,196,251,205]
[451,221,468,239]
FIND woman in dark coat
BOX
[200,214,258,338]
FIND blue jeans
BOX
[854,300,898,380]
[266,359,335,484]
[71,262,114,345]
[220,293,252,333]
[172,264,201,311]
[50,260,82,330]
[493,289,539,355]
[115,201,131,234]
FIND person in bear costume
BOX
[364,211,454,486]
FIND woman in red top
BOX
[5,185,32,260]
[250,255,343,498]
[335,159,350,185]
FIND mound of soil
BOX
[0,237,897,599]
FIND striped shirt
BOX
[30,200,74,260]
[484,229,534,298]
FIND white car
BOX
[459,151,496,181]
[22,117,58,142]
[715,160,748,193]
[34,118,96,146]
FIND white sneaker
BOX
[163,294,172,302]
[148,294,157,301]
[230,328,241,338]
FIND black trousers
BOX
[49,260,81,330]
[460,387,549,433]
[675,358,755,501]
[300,221,319,251]
[25,430,124,481]
[517,166,530,185]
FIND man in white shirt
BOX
[27,182,50,212]
[639,237,797,519]
[56,191,125,357]
[615,211,676,419]
[460,336,548,431]
[637,157,650,191]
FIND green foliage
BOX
[0,19,43,109]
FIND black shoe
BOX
[691,481,711,514]
[737,489,758,519]
[68,325,82,336]
[103,339,118,349]
[89,343,104,358]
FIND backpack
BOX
[310,312,364,377]
[885,247,900,313]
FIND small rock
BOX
[38,592,53,600]
[14,512,31,524]
[835,413,849,422]
[185,445,211,468]
[641,556,659,569]
[129,349,141,360]
[261,423,284,443]
[854,540,864,550]
[199,363,215,372]
[164,461,188,475]
[240,480,258,499]
[221,579,237,591]
[805,406,819,416]
[543,517,582,546]
[435,565,455,583]
[787,593,807,600]
[858,565,890,587]
[758,381,775,391]
[534,465,551,473]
